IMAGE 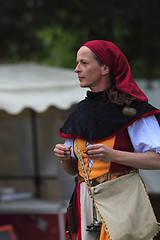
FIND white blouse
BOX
[128,115,160,154]
[64,115,160,159]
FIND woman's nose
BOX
[75,63,80,73]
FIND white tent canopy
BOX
[0,63,160,114]
[0,63,87,114]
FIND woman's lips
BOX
[78,76,84,81]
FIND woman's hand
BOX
[86,144,115,162]
[54,144,72,161]
[54,143,78,175]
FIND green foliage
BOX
[0,0,160,79]
[36,25,88,68]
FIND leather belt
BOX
[77,170,135,184]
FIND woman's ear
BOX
[101,65,110,75]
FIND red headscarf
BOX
[83,40,148,102]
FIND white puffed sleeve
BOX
[128,115,160,153]
[64,139,77,160]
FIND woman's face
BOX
[75,46,110,92]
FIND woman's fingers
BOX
[86,144,104,155]
[86,144,112,162]
[54,144,71,160]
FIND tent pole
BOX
[30,109,41,198]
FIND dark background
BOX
[0,0,160,80]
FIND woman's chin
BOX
[80,82,89,88]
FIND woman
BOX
[54,40,160,240]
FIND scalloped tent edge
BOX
[0,63,87,114]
